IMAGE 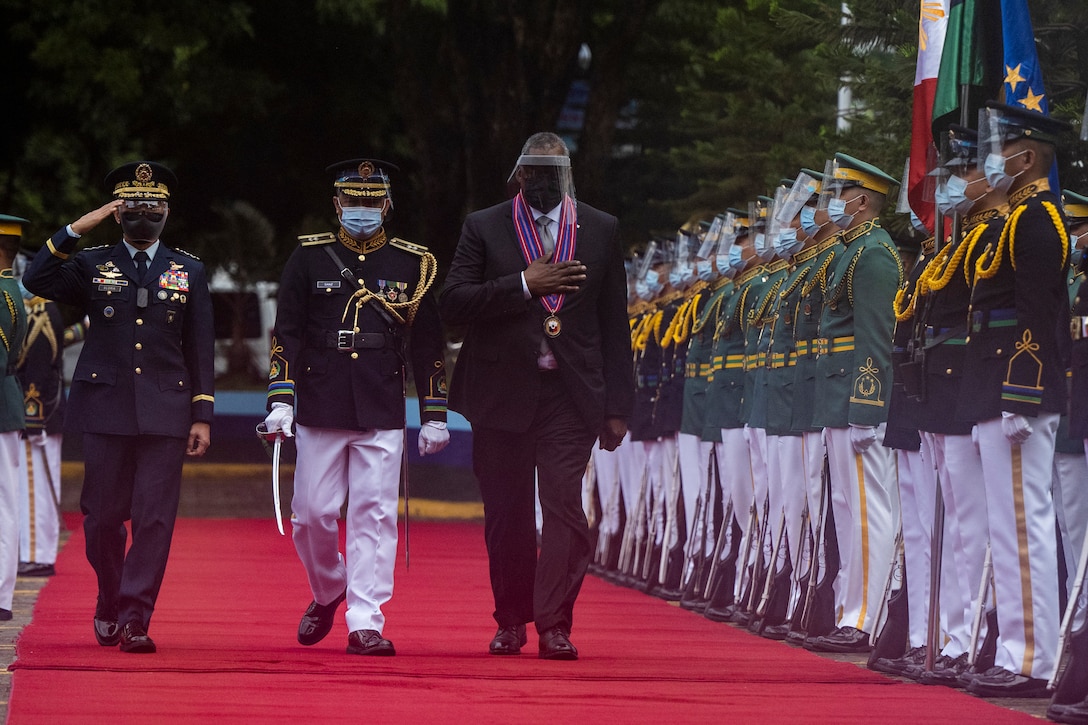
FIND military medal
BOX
[511,192,579,340]
[544,314,562,338]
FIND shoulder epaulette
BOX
[299,232,336,247]
[174,247,201,260]
[83,244,112,251]
[390,237,431,256]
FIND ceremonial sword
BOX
[256,423,286,535]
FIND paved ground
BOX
[0,465,1055,721]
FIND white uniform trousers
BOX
[931,432,989,657]
[976,414,1060,680]
[618,434,647,549]
[823,424,897,634]
[1054,450,1088,603]
[678,432,713,557]
[745,426,771,572]
[592,441,624,539]
[641,438,670,548]
[18,435,63,566]
[774,434,806,617]
[719,428,754,594]
[0,432,22,611]
[897,438,936,649]
[292,424,402,634]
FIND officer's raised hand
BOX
[70,200,123,236]
[524,256,586,297]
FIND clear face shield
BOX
[750,200,773,261]
[510,154,576,215]
[716,212,738,278]
[977,106,1027,192]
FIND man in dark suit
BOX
[23,161,215,654]
[441,132,633,660]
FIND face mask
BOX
[984,150,1027,193]
[120,211,167,244]
[727,244,746,272]
[827,197,857,229]
[944,175,974,215]
[933,183,954,216]
[753,233,774,261]
[644,269,664,296]
[522,174,563,212]
[715,253,730,276]
[773,227,804,258]
[799,206,820,237]
[909,211,929,234]
[341,206,384,238]
[696,259,715,281]
[634,279,650,300]
[669,267,686,289]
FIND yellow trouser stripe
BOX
[1011,445,1035,674]
[25,439,36,559]
[855,450,870,630]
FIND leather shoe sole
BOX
[489,624,528,655]
[297,591,346,646]
[966,667,1049,698]
[346,629,396,656]
[119,622,156,654]
[539,628,578,660]
[94,618,121,646]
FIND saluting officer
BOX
[0,217,27,622]
[957,103,1071,698]
[807,154,903,654]
[263,159,449,657]
[23,162,215,653]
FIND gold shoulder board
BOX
[299,232,336,247]
[175,248,201,260]
[390,237,430,256]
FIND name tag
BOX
[92,277,129,286]
[317,281,341,289]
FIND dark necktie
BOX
[134,250,149,282]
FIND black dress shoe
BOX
[539,627,578,660]
[297,591,346,646]
[17,562,55,577]
[119,621,156,653]
[93,617,120,646]
[489,624,527,655]
[870,645,926,677]
[346,629,395,656]
[807,626,872,653]
[704,604,735,623]
[1048,695,1088,724]
[919,652,969,687]
[0,609,10,621]
[966,666,1050,698]
[762,622,792,641]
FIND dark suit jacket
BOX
[440,199,633,433]
[23,229,215,438]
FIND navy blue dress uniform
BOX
[22,162,215,652]
[1070,188,1088,443]
[15,286,70,576]
[0,216,28,621]
[266,159,448,656]
[956,103,1071,697]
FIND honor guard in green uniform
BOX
[956,103,1071,698]
[788,173,846,643]
[761,172,827,639]
[806,153,903,654]
[0,217,27,621]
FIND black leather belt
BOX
[311,330,389,351]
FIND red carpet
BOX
[8,513,1033,723]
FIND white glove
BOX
[263,402,294,438]
[418,420,450,456]
[1001,411,1033,445]
[28,431,48,448]
[849,424,878,453]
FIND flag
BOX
[1000,0,1047,115]
[907,0,949,230]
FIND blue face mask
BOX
[984,150,1026,193]
[669,267,686,289]
[341,206,384,238]
[696,259,715,281]
[827,197,857,229]
[933,183,954,216]
[634,279,651,300]
[715,253,730,276]
[727,244,746,272]
[644,269,664,296]
[773,227,804,259]
[909,211,929,234]
[944,175,974,215]
[799,206,820,237]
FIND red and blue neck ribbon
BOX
[512,192,578,314]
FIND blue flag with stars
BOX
[1001,0,1047,115]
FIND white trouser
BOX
[976,414,1060,680]
[897,438,936,649]
[720,428,754,592]
[660,434,682,557]
[1054,451,1088,602]
[618,434,647,545]
[593,441,624,538]
[642,438,671,548]
[931,432,989,657]
[823,424,897,634]
[18,434,63,565]
[292,425,402,634]
[745,426,770,571]
[774,434,805,616]
[0,432,23,610]
[678,432,712,557]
